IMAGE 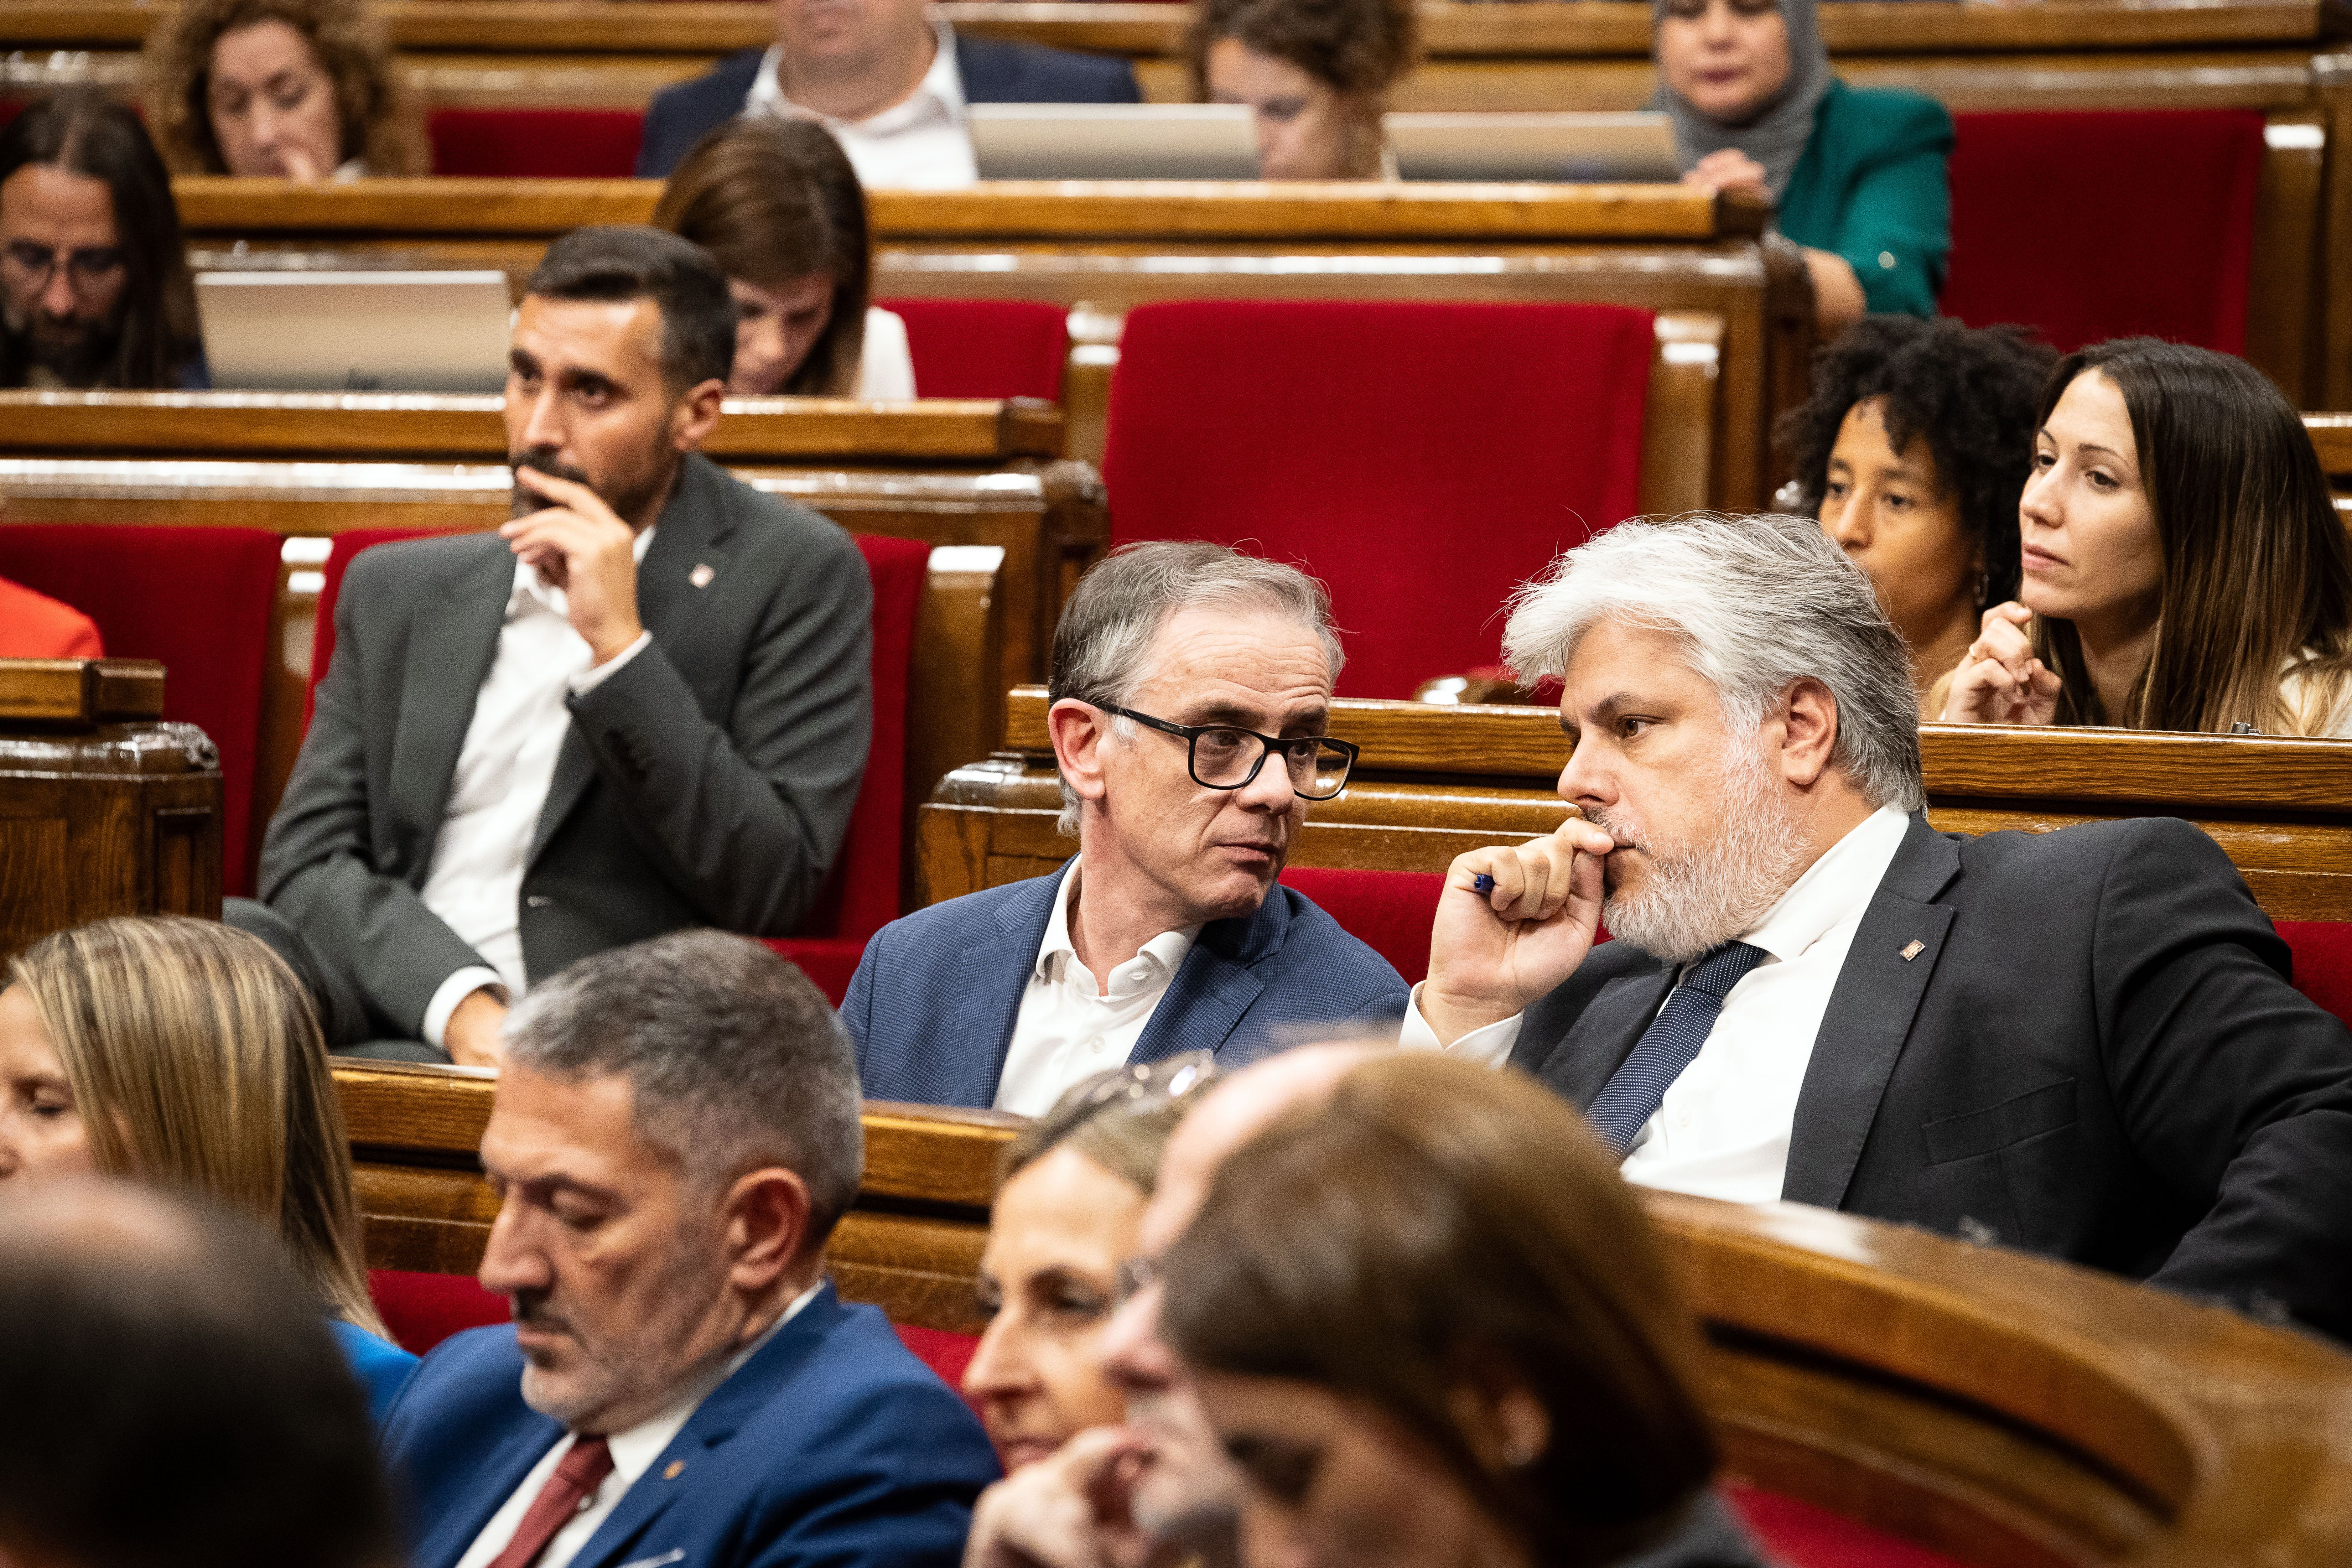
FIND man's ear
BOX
[1048,699,1112,811]
[1779,677,1841,789]
[718,1167,813,1296]
[671,377,727,452]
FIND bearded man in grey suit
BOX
[240,226,871,1065]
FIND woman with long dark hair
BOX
[0,90,204,389]
[1940,339,2352,736]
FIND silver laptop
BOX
[970,103,1258,181]
[195,271,512,393]
[1387,112,1682,183]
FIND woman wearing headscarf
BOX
[1654,0,1951,331]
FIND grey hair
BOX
[503,930,865,1247]
[1047,541,1344,835]
[1501,513,1926,812]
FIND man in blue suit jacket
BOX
[383,931,997,1568]
[637,0,1139,180]
[848,543,1409,1111]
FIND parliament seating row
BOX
[12,0,2346,405]
[331,1059,2352,1568]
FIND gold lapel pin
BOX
[664,1460,687,1480]
[689,563,716,589]
[1899,940,1926,961]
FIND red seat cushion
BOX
[1101,300,1653,699]
[875,298,1069,401]
[428,109,644,178]
[1726,1483,1968,1568]
[1278,866,1443,985]
[2279,922,2352,1027]
[0,524,283,895]
[310,526,925,978]
[894,1323,980,1391]
[369,1268,508,1355]
[1945,110,2264,353]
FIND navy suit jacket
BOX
[636,31,1142,177]
[1512,813,2352,1340]
[846,861,1410,1106]
[381,1284,998,1568]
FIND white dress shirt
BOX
[452,1283,821,1568]
[415,531,656,1049]
[746,21,977,190]
[993,860,1203,1117]
[852,307,918,399]
[1402,805,1914,1203]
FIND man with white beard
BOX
[1409,513,2352,1341]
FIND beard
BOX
[1,304,121,388]
[512,1232,732,1431]
[1590,737,1807,966]
[508,443,676,529]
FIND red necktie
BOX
[486,1435,614,1568]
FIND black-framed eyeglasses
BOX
[0,241,125,296]
[1101,704,1357,800]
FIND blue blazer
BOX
[636,31,1143,177]
[381,1284,998,1568]
[846,862,1411,1107]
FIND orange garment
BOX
[0,575,103,658]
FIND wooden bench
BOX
[333,1057,2352,1568]
[0,659,223,956]
[162,179,1768,506]
[921,688,2352,920]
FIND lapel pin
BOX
[1899,940,1925,961]
[663,1459,686,1480]
[689,563,716,589]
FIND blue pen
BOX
[1472,873,1496,895]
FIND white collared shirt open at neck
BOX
[744,19,978,190]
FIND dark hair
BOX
[2029,338,2352,732]
[1777,316,2056,614]
[0,89,203,389]
[504,931,865,1244]
[651,118,871,397]
[525,224,736,392]
[0,1182,394,1568]
[1162,1055,1719,1568]
[1185,0,1419,176]
[142,0,427,176]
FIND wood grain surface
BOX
[0,658,164,724]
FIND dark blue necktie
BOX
[1585,940,1769,1156]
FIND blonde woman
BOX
[0,915,416,1418]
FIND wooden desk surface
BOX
[18,0,2348,57]
[0,390,1066,465]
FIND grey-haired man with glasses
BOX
[846,542,1408,1110]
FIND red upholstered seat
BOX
[308,527,926,1006]
[1944,110,2264,353]
[875,298,1070,401]
[2279,922,2352,1027]
[0,524,283,895]
[1724,1483,1967,1568]
[1100,300,1653,699]
[369,1268,508,1354]
[1278,866,1443,985]
[428,109,644,178]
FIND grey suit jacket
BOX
[260,452,872,1038]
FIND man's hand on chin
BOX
[444,988,510,1068]
[501,466,647,665]
[1419,816,1616,1047]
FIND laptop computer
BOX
[969,103,1259,181]
[194,270,513,393]
[1386,112,1683,183]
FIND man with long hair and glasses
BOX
[0,90,204,390]
[847,542,1408,1111]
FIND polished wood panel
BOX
[0,659,225,955]
[929,687,2352,919]
[333,1058,2352,1567]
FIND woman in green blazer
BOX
[1653,0,1951,329]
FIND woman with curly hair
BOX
[1187,0,1418,180]
[142,0,426,180]
[1777,316,2055,717]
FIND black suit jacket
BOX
[1512,813,2352,1339]
[259,453,872,1038]
[635,31,1143,177]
